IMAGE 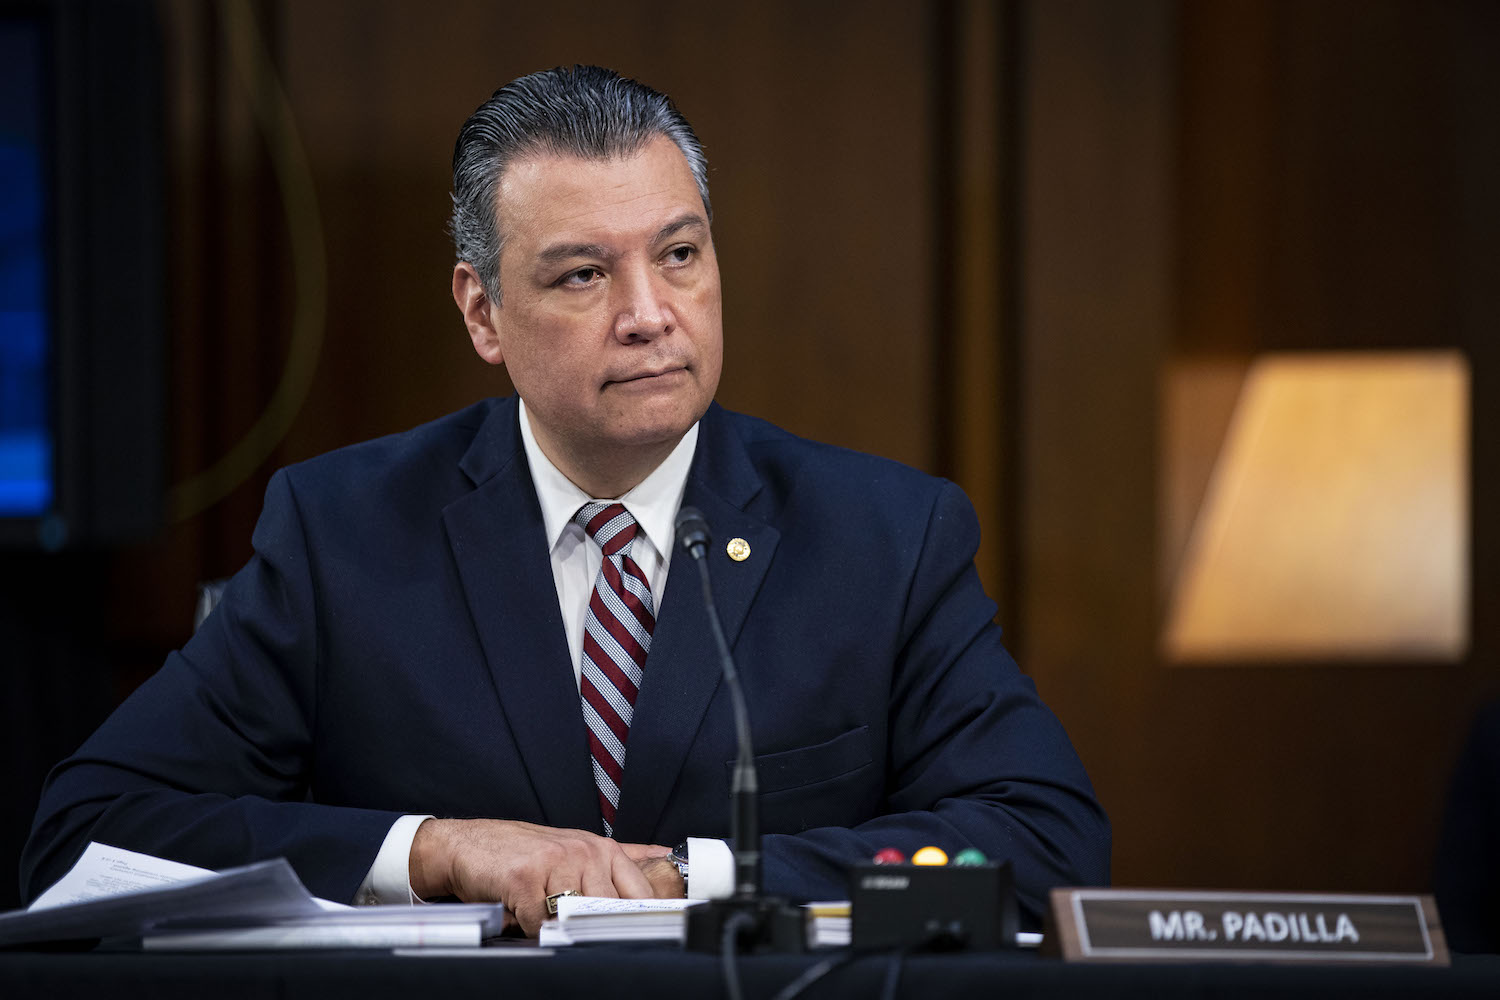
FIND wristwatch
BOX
[668,841,690,895]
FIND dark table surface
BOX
[3,945,1499,999]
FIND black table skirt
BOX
[3,947,1499,999]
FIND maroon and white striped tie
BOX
[574,501,656,837]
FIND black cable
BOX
[720,910,754,1000]
[878,948,906,1000]
[769,948,861,1000]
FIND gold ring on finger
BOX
[545,889,581,917]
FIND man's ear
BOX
[453,262,504,366]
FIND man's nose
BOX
[611,265,675,342]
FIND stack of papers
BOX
[805,901,851,948]
[0,843,504,950]
[142,907,498,951]
[540,896,701,946]
[539,896,853,949]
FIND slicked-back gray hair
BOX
[450,65,712,305]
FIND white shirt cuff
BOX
[685,837,734,900]
[355,814,435,905]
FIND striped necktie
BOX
[574,501,656,836]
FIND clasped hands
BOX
[409,818,685,936]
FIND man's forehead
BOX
[495,137,703,245]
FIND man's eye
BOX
[560,267,602,286]
[665,245,695,264]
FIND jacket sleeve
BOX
[19,470,402,905]
[756,480,1110,925]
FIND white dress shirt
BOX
[355,399,731,904]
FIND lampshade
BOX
[1163,351,1468,662]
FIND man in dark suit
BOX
[22,66,1108,936]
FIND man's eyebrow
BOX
[535,241,615,267]
[533,214,708,269]
[653,213,709,245]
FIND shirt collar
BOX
[518,397,700,556]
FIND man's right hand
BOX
[408,818,669,936]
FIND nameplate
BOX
[1047,888,1448,965]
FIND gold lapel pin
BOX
[726,537,751,562]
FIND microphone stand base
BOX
[684,895,807,954]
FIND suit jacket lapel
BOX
[442,397,600,833]
[613,405,780,843]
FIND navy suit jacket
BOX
[23,398,1109,920]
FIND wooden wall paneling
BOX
[1264,0,1456,352]
[110,0,295,677]
[1455,0,1500,673]
[932,0,1015,616]
[1017,0,1176,886]
[1177,0,1274,357]
[1022,0,1500,896]
[1447,0,1500,890]
[1167,0,1496,893]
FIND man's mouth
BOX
[607,366,687,387]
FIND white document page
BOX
[554,895,700,918]
[29,843,216,911]
[6,844,504,949]
[29,842,350,913]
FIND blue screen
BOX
[0,16,52,516]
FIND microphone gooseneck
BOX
[675,506,760,899]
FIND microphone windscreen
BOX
[675,506,712,555]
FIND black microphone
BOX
[675,506,711,561]
[674,507,804,954]
[674,506,759,898]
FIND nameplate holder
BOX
[1046,888,1448,966]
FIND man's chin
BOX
[603,394,710,445]
[609,419,696,452]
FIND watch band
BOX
[669,841,690,893]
